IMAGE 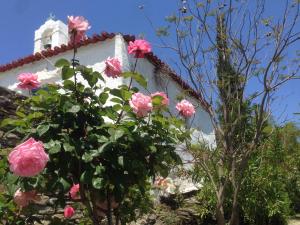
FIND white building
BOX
[0,18,215,190]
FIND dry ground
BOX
[289,215,300,225]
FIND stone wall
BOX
[0,86,25,148]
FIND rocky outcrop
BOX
[130,193,207,225]
[0,87,25,149]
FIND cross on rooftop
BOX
[47,12,56,21]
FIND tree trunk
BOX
[216,204,226,225]
[229,182,240,225]
[216,185,226,225]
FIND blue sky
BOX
[0,0,174,63]
[0,0,299,124]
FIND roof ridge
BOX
[0,32,209,111]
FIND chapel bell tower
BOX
[34,14,68,53]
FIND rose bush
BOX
[1,16,194,225]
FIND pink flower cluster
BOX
[129,92,196,118]
[17,73,40,90]
[128,39,151,58]
[176,99,196,118]
[68,16,90,44]
[14,189,40,207]
[129,93,153,117]
[104,57,122,78]
[8,138,49,177]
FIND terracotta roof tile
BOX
[0,33,209,111]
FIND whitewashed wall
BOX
[0,34,215,178]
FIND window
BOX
[41,29,53,50]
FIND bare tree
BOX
[153,1,300,224]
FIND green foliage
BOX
[240,127,292,225]
[156,26,170,37]
[192,123,300,225]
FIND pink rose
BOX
[14,189,40,207]
[8,138,49,177]
[68,16,90,32]
[17,73,40,90]
[151,92,169,108]
[176,99,195,118]
[129,92,153,117]
[69,184,80,200]
[127,39,151,58]
[68,16,90,44]
[104,57,122,78]
[64,205,75,218]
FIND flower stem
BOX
[116,58,139,124]
[106,188,112,225]
[72,32,79,100]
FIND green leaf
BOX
[110,98,123,104]
[45,140,61,154]
[36,124,50,136]
[55,59,70,67]
[100,107,118,120]
[108,128,124,141]
[122,72,147,88]
[87,73,98,87]
[15,111,26,118]
[118,156,124,167]
[82,152,93,162]
[98,136,109,143]
[59,177,71,191]
[62,66,74,80]
[63,80,75,90]
[1,118,22,127]
[94,165,105,175]
[149,145,157,153]
[63,142,75,152]
[120,89,132,100]
[183,15,193,22]
[152,95,163,106]
[110,89,122,98]
[112,104,122,111]
[99,92,109,105]
[67,105,81,113]
[92,71,105,82]
[98,142,110,154]
[27,112,44,120]
[80,170,93,184]
[92,177,104,189]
